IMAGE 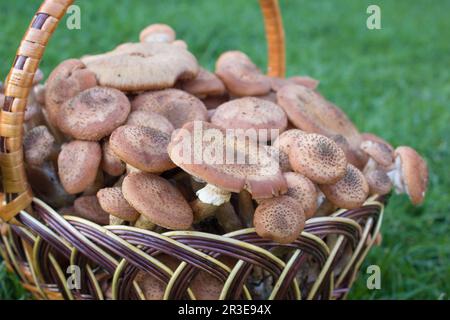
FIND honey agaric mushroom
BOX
[109,125,175,173]
[57,87,130,141]
[289,133,347,184]
[180,68,226,98]
[331,134,367,170]
[131,89,208,128]
[23,126,56,166]
[210,97,288,141]
[45,59,97,125]
[284,172,318,219]
[97,187,139,222]
[82,42,199,91]
[122,172,193,230]
[254,196,305,244]
[139,23,176,43]
[190,271,223,300]
[320,164,369,209]
[126,110,175,135]
[101,140,126,177]
[270,76,319,92]
[364,168,392,196]
[215,51,271,97]
[387,146,428,205]
[73,195,110,225]
[134,271,166,300]
[58,140,102,194]
[272,129,305,172]
[360,138,395,169]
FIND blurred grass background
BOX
[0,0,449,299]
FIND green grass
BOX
[0,0,449,299]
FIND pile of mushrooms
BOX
[6,23,429,298]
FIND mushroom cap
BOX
[126,110,174,135]
[45,59,97,125]
[168,121,287,199]
[254,196,305,244]
[289,133,347,184]
[97,187,139,222]
[131,89,208,128]
[109,125,175,173]
[58,140,101,194]
[271,76,319,92]
[73,195,110,225]
[101,140,126,176]
[215,51,271,97]
[139,23,176,43]
[180,68,226,98]
[57,86,130,141]
[210,97,288,138]
[332,134,368,170]
[272,129,305,172]
[320,164,369,209]
[190,271,223,300]
[202,94,229,110]
[82,42,199,91]
[32,69,44,85]
[122,172,193,230]
[364,168,392,196]
[172,40,188,49]
[134,271,166,300]
[360,139,394,168]
[284,172,318,219]
[395,146,428,205]
[23,125,55,166]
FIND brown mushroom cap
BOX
[215,51,271,97]
[284,172,318,219]
[45,59,97,125]
[168,121,287,199]
[122,172,193,230]
[57,86,130,141]
[364,168,392,196]
[73,195,110,225]
[58,140,101,194]
[289,133,347,184]
[272,129,305,172]
[254,196,305,244]
[134,271,166,300]
[139,23,176,43]
[126,110,174,135]
[180,68,226,98]
[210,97,288,138]
[110,125,175,173]
[97,187,139,222]
[332,134,367,170]
[23,125,55,166]
[360,139,394,168]
[394,146,428,205]
[271,76,319,92]
[131,89,208,128]
[101,140,126,176]
[320,164,369,209]
[190,271,223,300]
[82,42,199,91]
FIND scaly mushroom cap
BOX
[394,146,428,205]
[126,110,174,135]
[110,125,175,173]
[134,271,166,300]
[320,164,369,209]
[23,125,55,166]
[215,51,271,97]
[190,271,223,300]
[131,89,208,128]
[180,68,226,98]
[270,76,319,92]
[289,133,347,184]
[73,195,110,225]
[284,172,318,219]
[97,187,139,222]
[332,134,367,170]
[45,59,97,125]
[272,129,305,172]
[210,97,288,138]
[139,23,176,43]
[101,140,125,177]
[122,172,193,230]
[57,86,130,141]
[254,196,305,244]
[360,139,394,168]
[82,42,199,91]
[168,121,287,199]
[58,141,101,194]
[364,168,392,196]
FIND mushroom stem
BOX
[386,156,406,194]
[133,215,156,230]
[190,199,219,223]
[215,202,243,233]
[109,215,125,226]
[238,190,255,228]
[191,184,232,223]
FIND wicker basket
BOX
[0,0,386,300]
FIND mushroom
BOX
[386,146,428,205]
[131,89,208,128]
[331,134,367,170]
[360,138,395,170]
[201,94,229,110]
[109,125,175,173]
[122,172,193,230]
[190,271,223,300]
[139,23,176,43]
[172,40,188,49]
[134,271,166,300]
[289,133,347,184]
[253,196,305,244]
[284,172,318,219]
[57,86,130,141]
[82,42,199,91]
[101,140,126,177]
[270,75,319,92]
[23,126,57,166]
[126,110,174,135]
[364,167,392,196]
[180,68,226,98]
[271,129,305,172]
[320,164,369,209]
[33,84,46,105]
[73,195,110,225]
[97,187,140,223]
[57,140,102,194]
[215,51,271,97]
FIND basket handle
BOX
[0,0,286,222]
